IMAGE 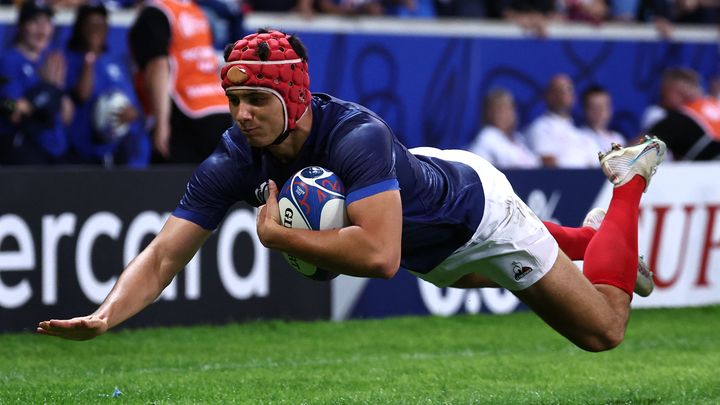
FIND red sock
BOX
[583,176,645,296]
[543,221,596,260]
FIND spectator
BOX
[610,0,640,21]
[247,0,313,15]
[671,0,720,24]
[433,0,489,18]
[526,73,599,167]
[640,65,698,132]
[636,0,720,39]
[503,0,562,37]
[316,0,384,16]
[64,3,150,167]
[128,0,232,164]
[635,0,674,38]
[467,88,540,169]
[384,0,436,18]
[648,67,720,160]
[579,84,626,151]
[563,0,610,22]
[197,0,245,49]
[0,1,72,165]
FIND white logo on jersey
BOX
[177,11,208,38]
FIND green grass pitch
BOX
[2,306,719,404]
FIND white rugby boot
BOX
[582,207,654,297]
[598,135,666,192]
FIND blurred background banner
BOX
[0,168,330,332]
[333,163,720,320]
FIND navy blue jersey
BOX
[174,94,485,273]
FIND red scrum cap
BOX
[221,30,311,136]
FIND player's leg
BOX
[581,136,664,296]
[515,136,666,351]
[451,273,498,288]
[513,250,630,351]
[582,207,655,297]
[542,221,595,260]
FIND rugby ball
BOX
[277,166,349,281]
[93,90,131,143]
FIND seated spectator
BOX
[467,88,540,169]
[64,3,150,167]
[671,0,720,24]
[0,1,72,165]
[526,73,599,168]
[384,0,436,18]
[648,67,720,160]
[316,0,384,16]
[610,0,640,21]
[640,65,698,132]
[502,0,563,37]
[247,0,313,14]
[433,0,490,18]
[563,0,610,23]
[579,84,626,151]
[636,0,720,39]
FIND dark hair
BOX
[14,1,54,45]
[18,1,54,25]
[662,67,700,87]
[581,84,608,107]
[223,28,309,63]
[66,3,108,53]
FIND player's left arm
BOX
[257,179,402,279]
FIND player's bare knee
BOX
[577,326,625,352]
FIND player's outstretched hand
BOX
[37,316,109,341]
[256,179,282,248]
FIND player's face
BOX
[227,89,285,147]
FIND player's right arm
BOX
[37,216,211,341]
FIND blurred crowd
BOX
[468,69,720,168]
[0,0,719,168]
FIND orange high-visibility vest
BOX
[682,97,720,141]
[149,0,228,118]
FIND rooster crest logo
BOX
[512,261,534,281]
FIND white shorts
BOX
[408,147,559,291]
